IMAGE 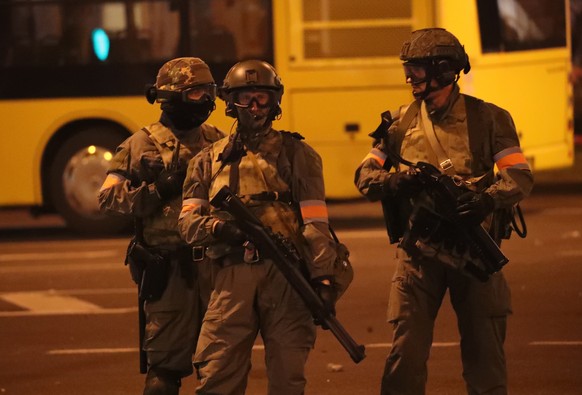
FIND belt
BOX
[221,242,261,266]
[149,245,191,261]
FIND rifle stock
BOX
[210,186,366,364]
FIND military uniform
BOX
[99,121,224,381]
[355,86,533,395]
[178,129,337,395]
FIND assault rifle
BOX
[400,158,508,281]
[210,186,366,364]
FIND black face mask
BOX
[161,101,215,130]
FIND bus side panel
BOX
[288,88,411,198]
[0,100,52,206]
[0,97,157,207]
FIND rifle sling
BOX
[419,101,456,176]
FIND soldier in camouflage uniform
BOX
[178,60,338,395]
[354,29,534,395]
[98,57,225,395]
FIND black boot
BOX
[143,368,181,395]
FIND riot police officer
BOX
[355,28,534,394]
[178,60,338,395]
[99,57,224,395]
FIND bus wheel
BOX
[49,127,131,235]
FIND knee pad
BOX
[143,368,181,395]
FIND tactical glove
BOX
[212,220,247,245]
[312,276,337,317]
[456,191,495,225]
[154,168,186,200]
[385,170,423,196]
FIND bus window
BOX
[0,0,274,234]
[477,0,566,53]
[300,0,412,59]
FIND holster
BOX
[125,239,171,302]
[380,193,407,244]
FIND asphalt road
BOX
[0,188,581,394]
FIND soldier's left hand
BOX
[456,191,495,225]
[312,276,337,329]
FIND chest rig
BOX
[209,131,303,240]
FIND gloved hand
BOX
[155,168,186,200]
[385,170,423,196]
[312,276,337,321]
[212,220,247,245]
[456,191,495,225]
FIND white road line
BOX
[1,291,102,312]
[48,345,266,355]
[530,341,582,346]
[366,342,459,348]
[48,348,139,355]
[557,250,582,257]
[46,341,582,356]
[0,250,120,262]
[0,307,137,318]
[0,262,123,274]
[0,290,138,317]
[335,229,387,239]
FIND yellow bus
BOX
[0,0,573,233]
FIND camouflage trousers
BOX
[194,257,316,395]
[381,247,512,395]
[143,256,213,378]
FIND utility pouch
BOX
[126,240,170,301]
[333,241,353,299]
[328,227,354,300]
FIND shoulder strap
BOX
[393,100,420,148]
[420,101,455,175]
[382,100,420,170]
[280,130,304,165]
[464,94,487,166]
[141,126,177,169]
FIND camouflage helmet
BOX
[400,28,470,74]
[220,60,284,119]
[155,57,215,93]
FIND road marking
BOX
[48,348,139,355]
[530,341,582,346]
[1,291,102,312]
[557,250,582,257]
[366,342,459,348]
[0,307,137,317]
[46,340,582,356]
[0,289,137,317]
[336,229,387,239]
[48,345,266,355]
[0,250,120,262]
[0,262,123,274]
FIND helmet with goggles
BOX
[400,28,470,87]
[145,57,217,104]
[219,60,284,119]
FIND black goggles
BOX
[403,63,429,85]
[157,83,217,104]
[233,89,275,108]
